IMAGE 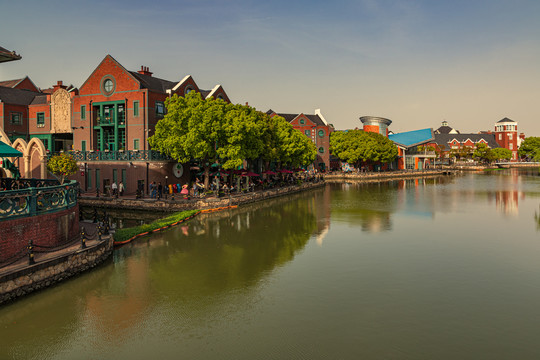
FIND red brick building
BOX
[494,117,519,161]
[266,109,334,171]
[70,55,231,195]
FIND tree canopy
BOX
[330,129,398,167]
[47,153,78,184]
[149,92,316,187]
[472,143,495,163]
[491,148,512,162]
[518,137,540,161]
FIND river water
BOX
[1,169,540,359]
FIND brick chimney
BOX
[53,80,66,92]
[138,66,153,77]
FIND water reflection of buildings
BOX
[494,191,522,216]
[330,178,445,233]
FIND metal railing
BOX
[0,180,79,221]
[52,150,171,162]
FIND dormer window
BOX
[185,86,193,95]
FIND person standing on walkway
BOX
[150,181,157,199]
[111,181,118,197]
[119,181,124,196]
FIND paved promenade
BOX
[0,221,110,277]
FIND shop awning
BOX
[0,141,22,157]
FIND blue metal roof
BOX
[388,128,434,148]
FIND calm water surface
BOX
[1,169,540,359]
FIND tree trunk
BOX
[203,165,210,191]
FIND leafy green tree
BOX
[491,148,512,162]
[149,92,227,188]
[330,129,398,168]
[47,153,78,184]
[218,104,267,170]
[262,115,316,168]
[450,146,473,161]
[473,143,494,164]
[519,137,540,161]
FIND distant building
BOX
[494,117,519,161]
[359,116,392,136]
[0,76,40,92]
[434,120,460,135]
[359,116,435,170]
[388,128,436,170]
[267,109,334,171]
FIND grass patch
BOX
[483,168,503,171]
[113,209,200,244]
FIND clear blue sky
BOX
[1,0,539,135]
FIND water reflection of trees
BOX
[330,181,397,232]
[329,177,453,232]
[147,195,319,298]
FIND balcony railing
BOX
[55,150,172,162]
[0,180,78,221]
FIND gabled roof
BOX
[0,78,24,88]
[171,75,196,93]
[0,86,41,106]
[205,85,222,99]
[271,112,326,126]
[389,128,435,148]
[275,113,298,122]
[129,71,176,93]
[80,54,142,93]
[433,133,500,148]
[0,76,39,93]
[434,125,460,134]
[497,117,516,123]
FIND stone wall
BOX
[0,236,114,305]
[324,170,454,182]
[79,181,326,212]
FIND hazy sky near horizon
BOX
[1,0,539,135]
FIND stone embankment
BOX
[324,169,455,182]
[0,232,114,305]
[80,181,326,212]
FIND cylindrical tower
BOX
[359,116,392,137]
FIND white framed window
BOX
[37,112,45,127]
[156,101,165,116]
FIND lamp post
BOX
[165,175,168,199]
